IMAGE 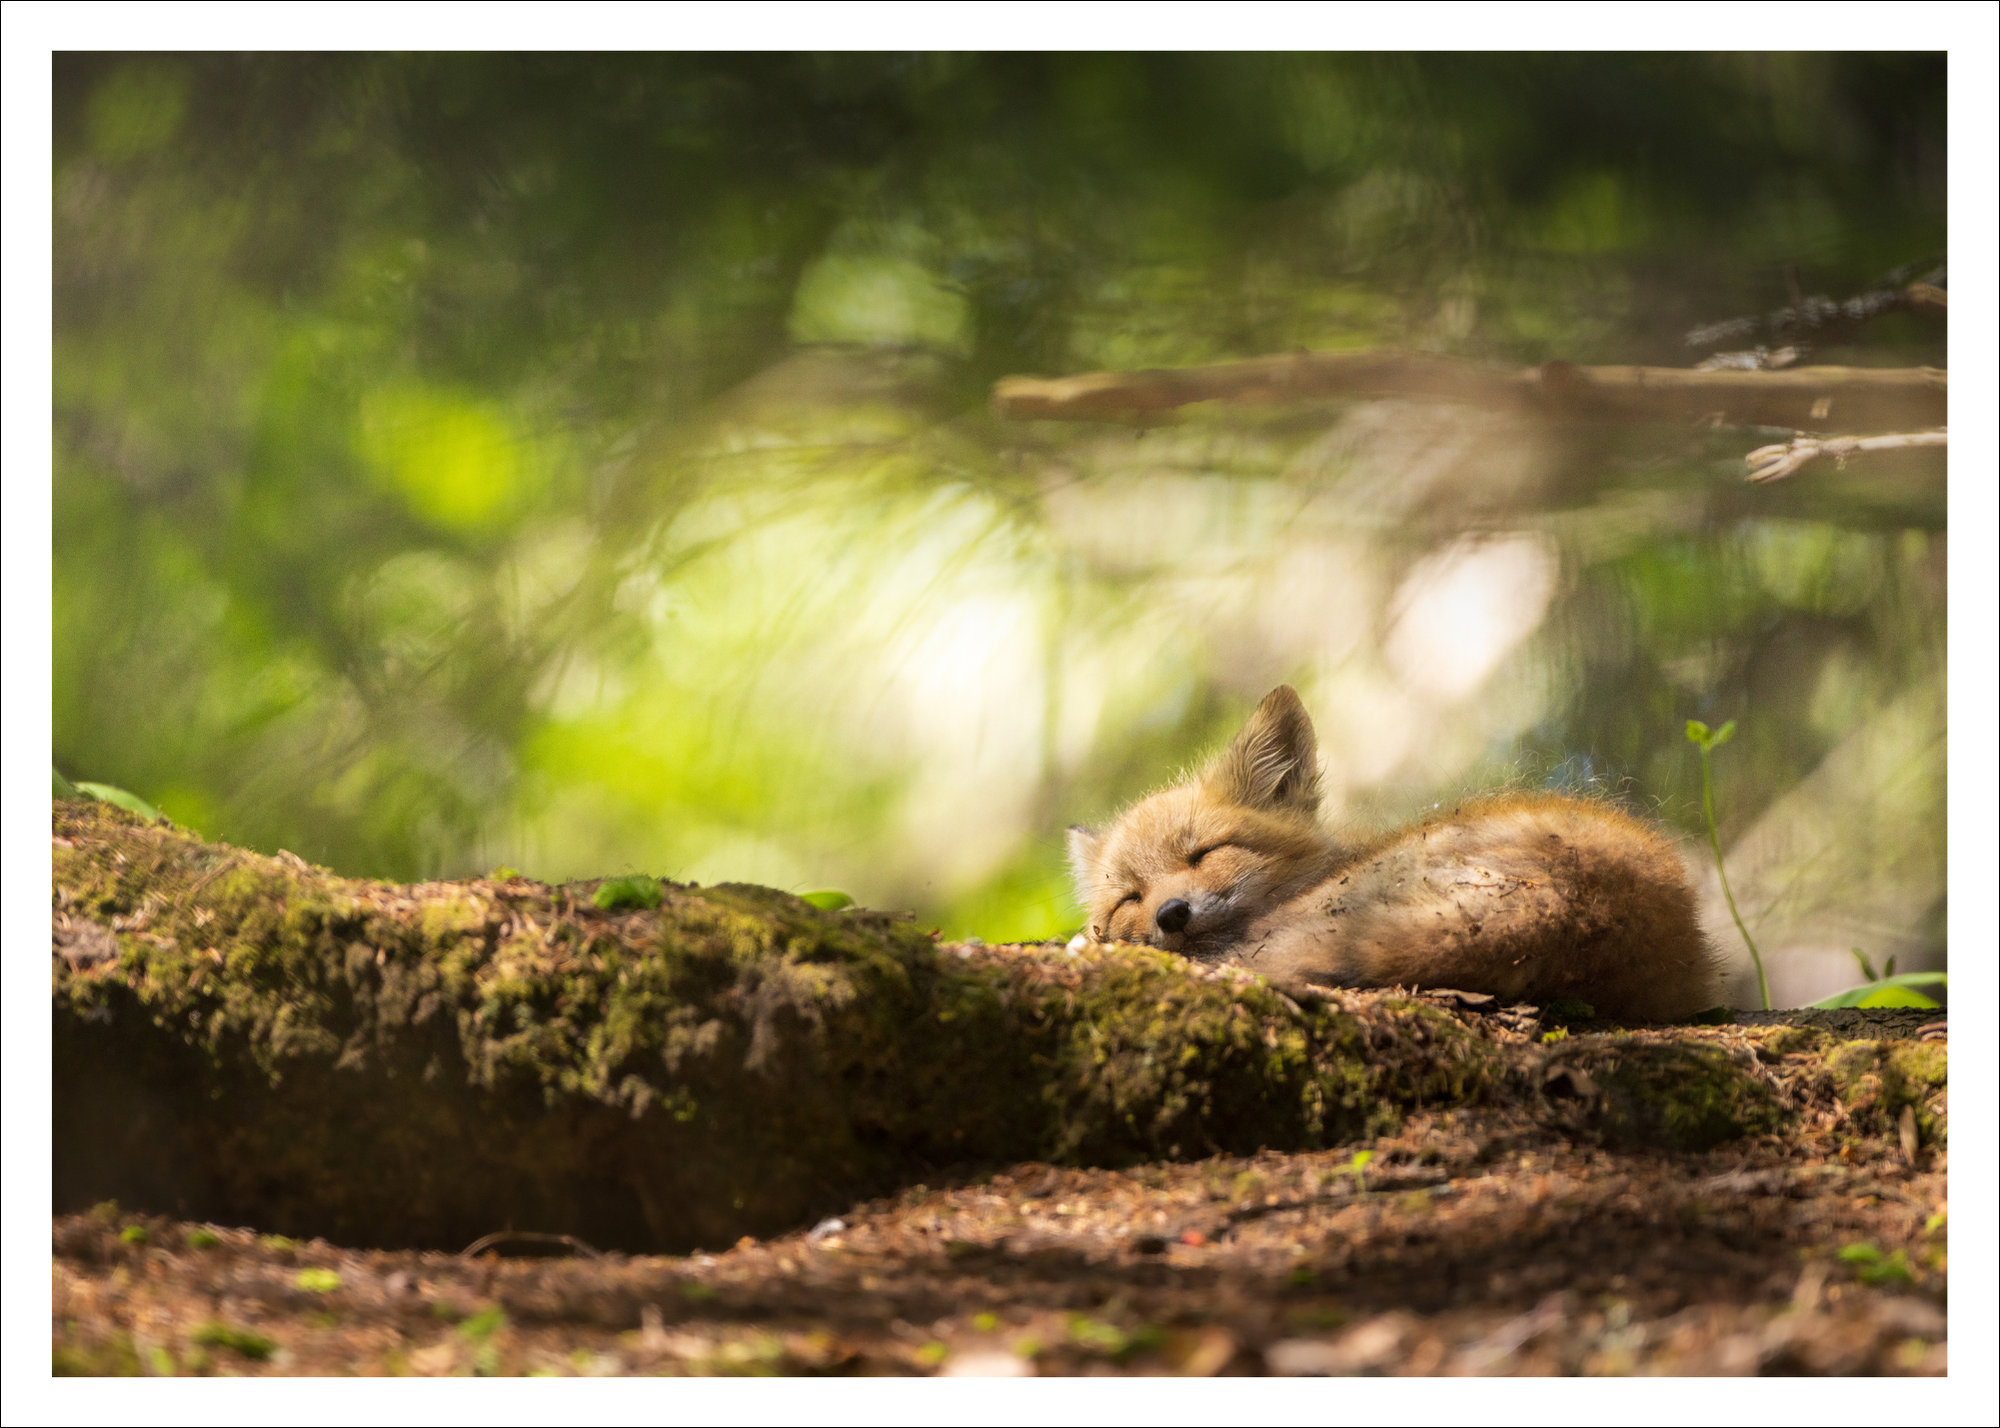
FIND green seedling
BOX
[459,1306,505,1341]
[186,1229,221,1250]
[1836,1242,1915,1287]
[592,876,663,912]
[800,890,854,911]
[61,771,165,823]
[1685,719,1770,1010]
[295,1268,341,1293]
[1810,948,1945,1009]
[120,1225,148,1246]
[1810,971,1946,1010]
[459,1306,506,1377]
[1333,1149,1374,1190]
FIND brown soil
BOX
[53,1018,1947,1378]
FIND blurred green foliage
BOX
[54,56,1945,999]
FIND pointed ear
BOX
[1065,824,1102,888]
[1201,686,1322,814]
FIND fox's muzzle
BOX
[1155,898,1193,935]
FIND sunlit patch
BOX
[788,254,970,354]
[1384,535,1559,701]
[357,385,543,534]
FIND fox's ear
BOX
[1065,824,1102,885]
[1203,685,1321,814]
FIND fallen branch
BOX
[1744,429,1947,484]
[991,350,1946,431]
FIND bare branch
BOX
[1684,269,1947,352]
[1744,429,1947,484]
[992,350,1947,431]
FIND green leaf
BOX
[1807,971,1946,1010]
[1711,719,1736,746]
[295,1267,341,1293]
[53,766,81,799]
[1855,986,1942,1009]
[1849,948,1880,983]
[800,889,854,911]
[1684,719,1710,744]
[73,782,163,822]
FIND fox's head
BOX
[1067,685,1339,959]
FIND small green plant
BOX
[186,1228,221,1250]
[1685,719,1770,1010]
[800,889,854,911]
[120,1225,149,1246]
[459,1306,506,1376]
[55,766,164,821]
[459,1306,505,1341]
[295,1268,341,1293]
[1540,1027,1569,1044]
[1836,1241,1915,1287]
[1332,1149,1374,1191]
[1808,948,1945,1010]
[592,876,663,912]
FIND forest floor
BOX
[51,990,1947,1378]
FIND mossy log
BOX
[54,800,1793,1254]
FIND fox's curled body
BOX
[1067,687,1717,1022]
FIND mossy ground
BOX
[50,799,1945,1375]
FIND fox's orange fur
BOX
[1067,686,1718,1022]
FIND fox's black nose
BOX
[1156,898,1192,935]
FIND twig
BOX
[1683,270,1946,352]
[992,350,1947,431]
[1744,429,1947,484]
[461,1230,602,1260]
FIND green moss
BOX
[53,1335,142,1376]
[1827,1039,1947,1146]
[191,1321,277,1360]
[51,799,1805,1253]
[591,877,664,912]
[1556,1038,1786,1152]
[1760,1026,1832,1057]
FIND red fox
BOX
[1066,686,1718,1022]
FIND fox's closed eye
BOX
[1188,844,1233,866]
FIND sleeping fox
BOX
[1066,686,1718,1022]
